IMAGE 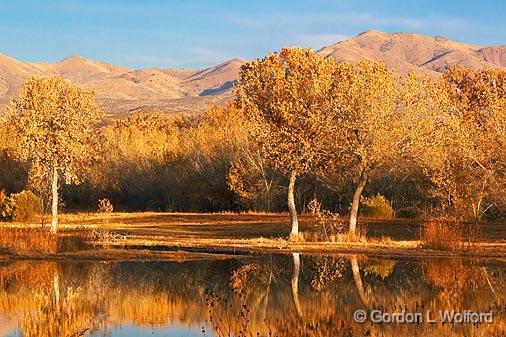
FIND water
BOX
[0,254,505,337]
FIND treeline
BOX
[0,103,427,216]
[1,48,506,230]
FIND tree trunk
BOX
[288,171,299,238]
[291,252,303,318]
[349,171,368,234]
[50,167,58,234]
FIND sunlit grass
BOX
[0,227,58,254]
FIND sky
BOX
[1,0,505,69]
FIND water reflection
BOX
[0,255,504,337]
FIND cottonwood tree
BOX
[235,47,339,237]
[227,148,282,212]
[225,105,283,212]
[327,61,401,234]
[6,76,103,233]
[426,66,506,219]
[394,73,455,215]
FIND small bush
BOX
[98,198,114,213]
[422,217,463,251]
[307,199,345,241]
[360,194,394,219]
[2,190,41,222]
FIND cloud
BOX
[291,33,350,49]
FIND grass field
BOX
[1,212,506,259]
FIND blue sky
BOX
[1,1,505,69]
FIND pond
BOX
[0,254,505,337]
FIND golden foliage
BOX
[360,194,394,219]
[421,258,482,291]
[236,47,340,177]
[307,199,345,241]
[362,259,396,279]
[3,53,506,222]
[6,76,103,186]
[1,190,41,221]
[97,198,113,213]
[418,66,506,219]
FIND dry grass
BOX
[0,227,58,254]
[0,212,503,258]
[300,229,368,244]
[332,231,368,243]
[421,218,464,251]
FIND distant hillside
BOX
[0,53,244,116]
[2,31,506,116]
[318,30,503,76]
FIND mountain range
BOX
[2,30,506,116]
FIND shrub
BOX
[360,194,394,219]
[307,199,345,241]
[98,198,113,213]
[421,217,463,251]
[2,190,41,222]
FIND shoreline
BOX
[1,212,505,261]
[1,237,506,261]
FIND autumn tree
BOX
[326,61,401,234]
[235,47,339,237]
[225,105,284,212]
[425,66,506,219]
[183,104,248,210]
[0,117,28,194]
[6,76,103,233]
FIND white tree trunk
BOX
[349,172,368,234]
[50,167,58,234]
[288,171,299,238]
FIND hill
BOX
[318,30,502,75]
[1,31,506,116]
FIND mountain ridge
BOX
[2,30,506,116]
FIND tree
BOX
[235,47,339,237]
[225,106,284,212]
[5,76,103,233]
[0,118,28,194]
[425,66,506,219]
[327,61,400,234]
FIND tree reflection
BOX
[291,252,303,319]
[350,256,369,308]
[0,256,504,337]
